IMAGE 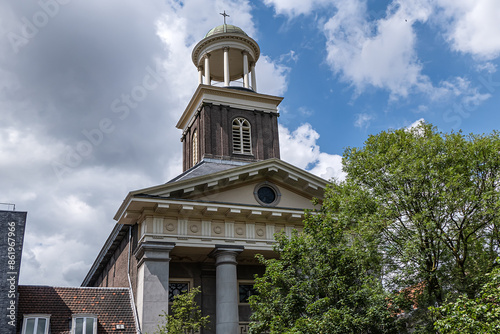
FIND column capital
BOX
[134,241,175,267]
[210,245,243,266]
[204,52,211,59]
[241,50,248,56]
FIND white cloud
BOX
[475,62,497,73]
[263,0,331,17]
[20,234,95,286]
[354,113,373,128]
[279,123,345,181]
[407,118,426,130]
[323,0,434,100]
[431,76,491,107]
[437,0,500,60]
[415,105,429,113]
[309,153,345,181]
[256,55,291,96]
[279,50,299,63]
[298,106,314,117]
[279,123,320,168]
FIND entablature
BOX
[118,197,308,226]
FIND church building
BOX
[82,20,327,334]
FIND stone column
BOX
[242,51,249,89]
[250,62,257,92]
[211,245,243,334]
[204,54,211,85]
[224,47,230,86]
[198,66,203,85]
[135,241,175,334]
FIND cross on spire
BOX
[220,10,229,25]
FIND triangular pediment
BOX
[114,159,327,225]
[186,177,318,209]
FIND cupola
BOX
[191,18,260,91]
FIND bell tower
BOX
[176,20,283,172]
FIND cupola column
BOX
[242,51,249,89]
[198,66,203,85]
[223,47,230,86]
[204,53,211,85]
[250,62,257,92]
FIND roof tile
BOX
[17,286,137,334]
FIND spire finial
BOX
[220,10,230,25]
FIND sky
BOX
[1,0,499,286]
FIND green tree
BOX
[343,123,500,330]
[250,123,500,333]
[249,182,405,333]
[155,286,210,334]
[431,265,500,333]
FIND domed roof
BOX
[205,24,248,38]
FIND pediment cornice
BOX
[114,159,327,223]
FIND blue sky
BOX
[256,0,500,155]
[1,0,499,286]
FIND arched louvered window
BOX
[192,130,198,165]
[232,117,252,154]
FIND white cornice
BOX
[116,196,310,225]
[192,33,260,66]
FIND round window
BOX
[257,186,276,204]
[254,182,281,206]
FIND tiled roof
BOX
[17,286,138,334]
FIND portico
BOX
[134,240,246,334]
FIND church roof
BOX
[17,286,138,334]
[168,159,249,183]
[205,24,247,37]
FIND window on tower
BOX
[232,117,252,154]
[192,130,198,165]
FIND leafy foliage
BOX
[155,286,209,334]
[343,123,500,331]
[249,183,404,333]
[431,265,500,333]
[250,123,500,333]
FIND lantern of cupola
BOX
[191,21,260,91]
